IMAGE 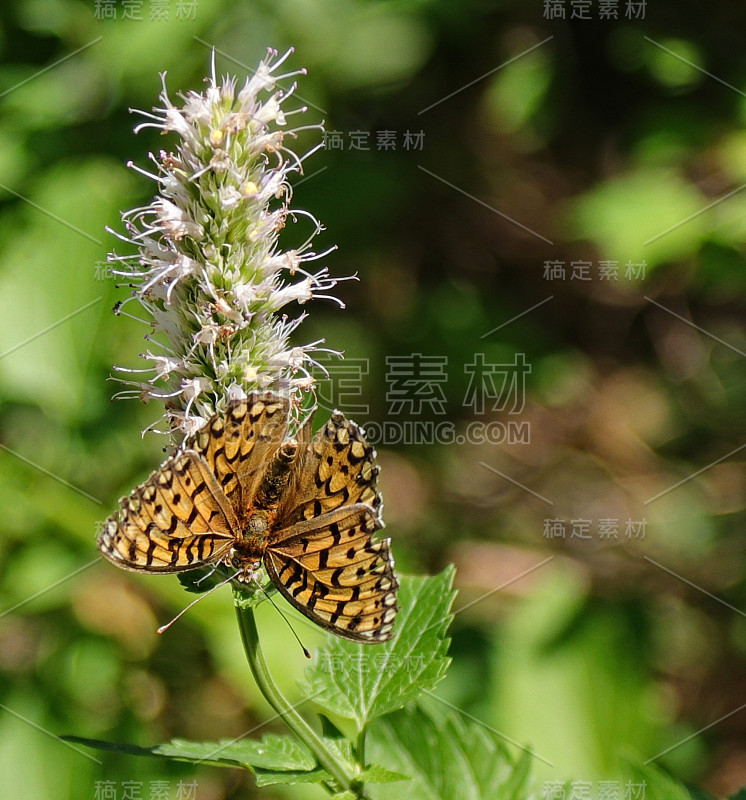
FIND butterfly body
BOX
[99,393,398,642]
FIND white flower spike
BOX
[109,49,339,441]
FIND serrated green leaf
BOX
[302,567,455,729]
[64,732,316,772]
[365,704,528,800]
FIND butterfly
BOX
[98,393,398,642]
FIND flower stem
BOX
[235,603,356,794]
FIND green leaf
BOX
[64,732,316,772]
[254,768,329,787]
[356,764,410,784]
[67,732,355,789]
[318,713,347,741]
[729,790,746,800]
[177,565,231,595]
[302,567,455,729]
[322,730,354,766]
[66,730,404,789]
[365,703,529,800]
[154,734,317,771]
[331,793,357,800]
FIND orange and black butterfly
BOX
[98,393,398,642]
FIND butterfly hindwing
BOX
[99,450,238,573]
[265,504,398,642]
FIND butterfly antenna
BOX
[156,570,239,635]
[252,577,311,659]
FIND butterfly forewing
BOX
[277,412,382,528]
[99,450,238,573]
[188,394,289,514]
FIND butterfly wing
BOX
[98,450,239,573]
[276,411,382,527]
[265,504,398,642]
[99,396,399,641]
[267,412,397,642]
[187,393,290,515]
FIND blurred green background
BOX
[2,0,746,797]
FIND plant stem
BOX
[356,725,367,770]
[235,603,356,795]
